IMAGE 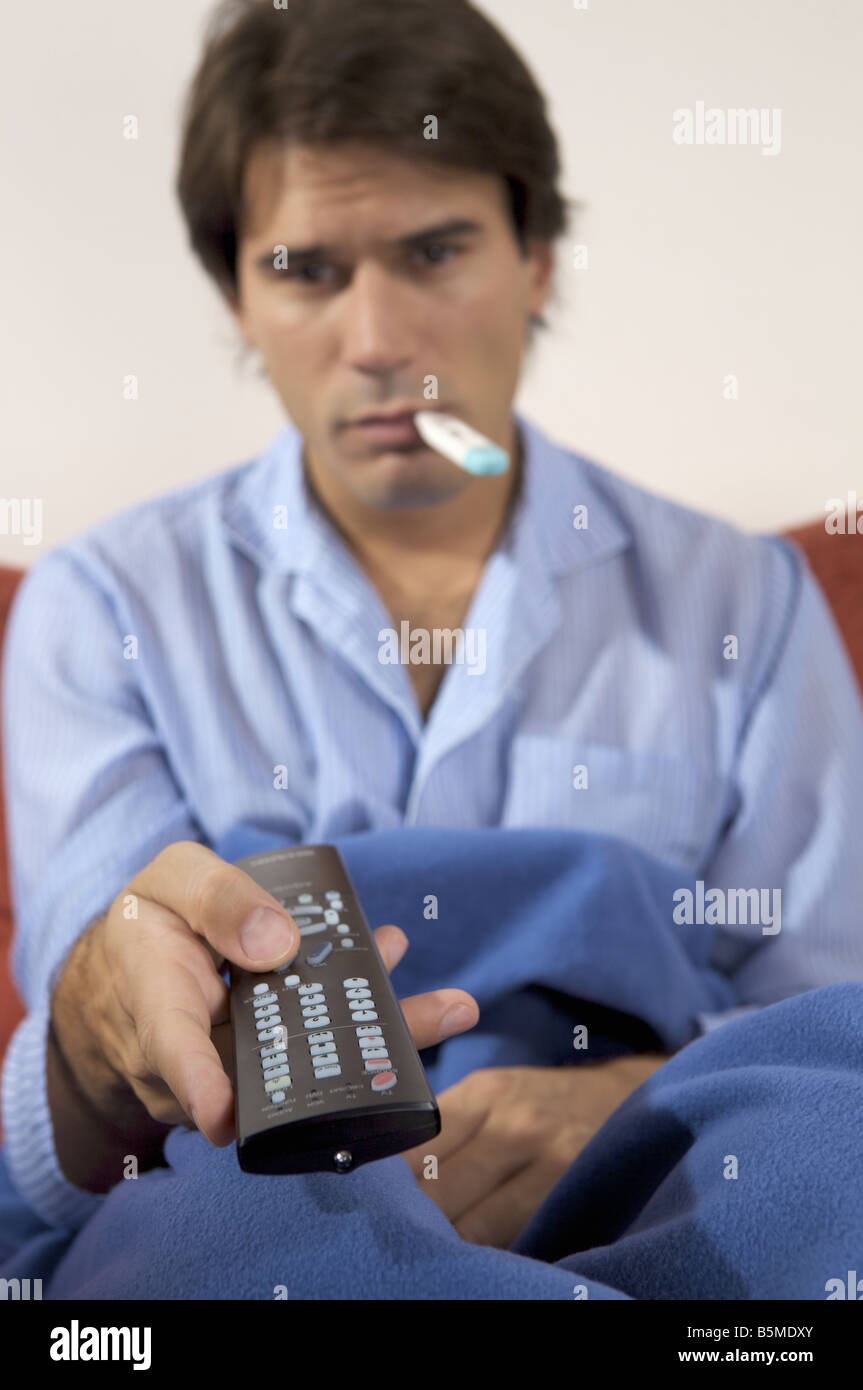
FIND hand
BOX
[48,840,479,1191]
[399,1056,668,1249]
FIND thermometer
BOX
[413,411,509,476]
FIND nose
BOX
[340,260,417,376]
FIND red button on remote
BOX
[370,1070,397,1092]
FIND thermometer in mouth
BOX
[413,411,509,476]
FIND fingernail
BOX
[241,906,296,962]
[438,1004,475,1041]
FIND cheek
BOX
[451,276,526,351]
[254,306,327,378]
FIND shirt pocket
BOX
[501,733,725,871]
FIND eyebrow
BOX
[254,218,484,270]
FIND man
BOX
[3,0,863,1260]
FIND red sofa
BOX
[1,519,861,1136]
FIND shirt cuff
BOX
[694,1003,763,1035]
[1,1004,106,1230]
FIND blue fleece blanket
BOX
[2,826,862,1299]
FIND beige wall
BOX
[1,0,860,566]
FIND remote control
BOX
[228,844,441,1175]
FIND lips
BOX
[350,414,424,447]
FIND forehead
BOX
[239,141,508,245]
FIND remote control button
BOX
[307,942,333,966]
[254,1005,279,1020]
[257,1027,284,1042]
[325,891,340,900]
[260,1049,288,1063]
[355,1025,380,1036]
[343,978,369,988]
[309,1042,337,1056]
[371,1071,397,1092]
[302,1003,328,1018]
[281,975,301,989]
[345,987,371,1000]
[253,983,271,996]
[352,1011,378,1022]
[349,1002,375,1015]
[359,1037,385,1050]
[298,922,327,937]
[330,899,344,911]
[361,1049,389,1060]
[263,1065,291,1080]
[252,992,278,1006]
[324,908,339,925]
[306,1031,334,1044]
[304,1016,331,1028]
[298,983,324,996]
[343,940,354,948]
[336,924,351,934]
[297,894,313,904]
[270,1091,287,1104]
[365,1059,391,1072]
[314,1065,341,1079]
[265,1078,292,1093]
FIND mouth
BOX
[345,403,453,451]
[348,413,425,448]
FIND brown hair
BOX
[175,0,575,333]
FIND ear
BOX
[525,238,555,317]
[227,295,257,351]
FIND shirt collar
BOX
[220,408,632,580]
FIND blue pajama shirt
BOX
[2,408,862,1230]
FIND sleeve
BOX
[0,545,210,1228]
[694,535,863,1034]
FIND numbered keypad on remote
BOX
[244,890,399,1110]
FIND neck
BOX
[304,416,525,600]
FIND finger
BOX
[127,958,236,1146]
[112,916,232,1027]
[372,924,409,973]
[398,989,479,1054]
[127,841,301,971]
[427,1115,547,1222]
[399,1069,492,1178]
[454,1156,572,1248]
[372,923,480,1049]
[406,1088,540,1220]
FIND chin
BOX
[346,449,467,510]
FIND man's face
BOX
[230,142,554,511]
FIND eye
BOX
[285,262,336,285]
[415,242,460,267]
